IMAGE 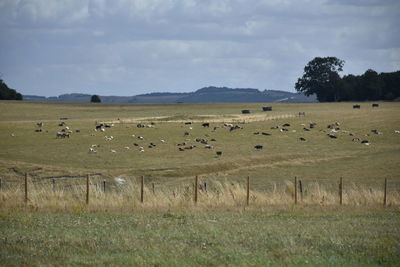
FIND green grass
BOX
[1,209,399,266]
[1,101,400,265]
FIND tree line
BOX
[0,79,23,100]
[295,57,400,102]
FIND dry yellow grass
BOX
[1,178,398,213]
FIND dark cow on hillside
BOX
[353,104,361,109]
[372,103,379,108]
[254,145,263,150]
[241,110,251,114]
[216,151,223,156]
[184,122,192,125]
[202,123,210,127]
[262,106,272,111]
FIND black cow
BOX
[353,105,361,109]
[202,123,210,127]
[372,103,379,108]
[254,145,263,150]
[216,151,223,156]
[298,137,306,141]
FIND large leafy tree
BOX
[0,79,23,100]
[295,57,345,102]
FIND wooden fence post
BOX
[140,176,144,203]
[246,176,250,206]
[383,178,387,206]
[294,177,297,204]
[24,173,28,203]
[299,180,303,202]
[52,179,55,192]
[194,176,198,203]
[103,180,106,193]
[152,183,155,194]
[86,174,90,205]
[0,178,2,190]
[339,177,343,205]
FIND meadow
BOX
[0,100,399,265]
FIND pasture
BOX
[1,101,400,265]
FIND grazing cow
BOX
[254,145,263,150]
[262,106,272,111]
[58,122,66,127]
[184,122,192,125]
[216,151,223,156]
[241,110,251,114]
[179,147,185,151]
[282,123,290,127]
[204,145,213,149]
[36,122,44,127]
[280,128,289,132]
[253,132,260,135]
[177,142,186,146]
[89,148,97,153]
[138,136,144,140]
[35,129,43,132]
[224,123,234,127]
[372,103,379,108]
[353,104,361,109]
[298,112,305,116]
[261,132,271,136]
[327,134,337,139]
[303,128,310,131]
[230,125,242,132]
[271,126,279,129]
[298,137,306,141]
[395,130,400,134]
[75,129,80,133]
[184,145,196,150]
[184,132,190,136]
[210,138,217,141]
[56,132,70,138]
[352,138,360,142]
[137,123,145,128]
[310,122,317,128]
[371,129,382,135]
[361,140,370,145]
[202,123,210,127]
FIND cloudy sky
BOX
[0,0,399,97]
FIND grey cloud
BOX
[0,0,399,96]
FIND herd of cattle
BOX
[29,104,398,157]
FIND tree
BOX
[0,79,23,100]
[295,57,345,102]
[91,95,101,103]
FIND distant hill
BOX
[23,86,316,103]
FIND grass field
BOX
[1,100,400,265]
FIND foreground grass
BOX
[1,209,399,266]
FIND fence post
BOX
[246,176,250,206]
[103,180,106,193]
[299,180,303,202]
[24,173,28,203]
[52,179,55,192]
[339,177,343,205]
[152,183,155,194]
[86,174,90,205]
[0,178,2,190]
[194,176,198,203]
[140,176,144,203]
[383,178,387,206]
[294,177,297,204]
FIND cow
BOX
[184,122,192,125]
[56,132,70,138]
[298,112,305,116]
[254,145,263,150]
[36,122,44,127]
[262,106,272,111]
[216,151,222,156]
[241,110,251,114]
[202,123,210,127]
[327,134,337,139]
[372,103,379,108]
[353,105,361,109]
[282,123,290,127]
[261,132,271,136]
[298,137,306,141]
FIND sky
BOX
[0,0,399,97]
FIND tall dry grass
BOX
[1,178,399,213]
